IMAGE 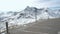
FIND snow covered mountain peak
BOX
[0,6,60,19]
[0,6,60,31]
[0,6,60,22]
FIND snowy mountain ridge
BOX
[0,6,60,32]
[0,6,60,22]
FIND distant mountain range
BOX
[0,6,60,25]
[0,6,60,20]
[0,6,60,31]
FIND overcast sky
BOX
[0,0,60,12]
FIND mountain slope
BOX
[0,6,60,32]
[5,18,60,34]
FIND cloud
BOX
[34,0,60,8]
[0,0,36,11]
[39,0,51,3]
[0,0,60,11]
